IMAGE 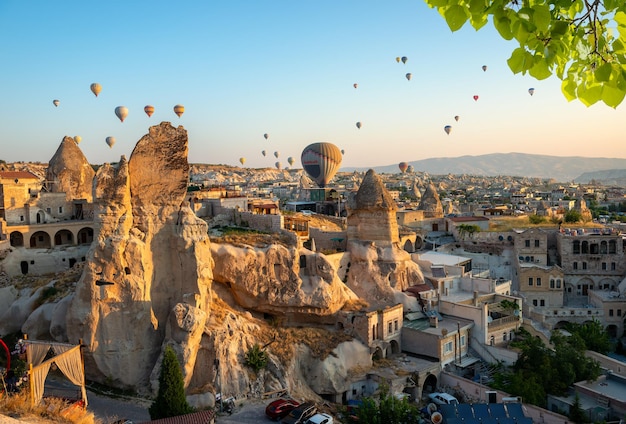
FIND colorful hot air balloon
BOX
[90,83,102,97]
[274,151,280,158]
[115,106,128,122]
[301,142,342,188]
[53,99,60,107]
[239,157,246,165]
[262,150,267,157]
[528,88,535,96]
[444,125,452,134]
[473,95,479,101]
[144,105,155,117]
[454,115,460,122]
[106,136,116,148]
[275,161,281,170]
[353,83,358,89]
[401,56,408,64]
[74,136,82,144]
[356,121,362,129]
[264,133,269,140]
[405,73,412,81]
[398,162,408,173]
[395,57,401,63]
[482,65,487,72]
[173,104,185,117]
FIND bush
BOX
[149,345,193,419]
[245,343,268,372]
[528,214,546,224]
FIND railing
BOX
[488,315,519,329]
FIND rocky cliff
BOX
[46,136,95,202]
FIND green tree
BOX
[528,214,546,224]
[149,345,193,420]
[356,383,421,424]
[564,209,582,223]
[568,393,588,424]
[565,320,611,355]
[424,0,626,107]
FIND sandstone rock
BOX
[50,295,73,342]
[418,182,444,218]
[46,136,95,202]
[0,286,43,336]
[22,303,55,340]
[0,286,18,318]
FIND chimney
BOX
[473,290,478,306]
[429,315,438,328]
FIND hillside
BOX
[344,152,626,182]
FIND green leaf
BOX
[594,63,613,82]
[424,0,449,7]
[468,0,485,14]
[494,16,513,40]
[578,83,602,106]
[532,4,551,32]
[529,58,552,80]
[551,21,570,38]
[470,13,488,30]
[561,78,577,101]
[601,84,626,108]
[615,11,626,28]
[444,5,470,31]
[507,47,533,73]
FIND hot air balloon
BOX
[398,162,408,173]
[401,56,408,64]
[454,115,460,122]
[144,105,155,117]
[473,95,479,101]
[115,106,128,122]
[90,83,102,97]
[407,165,414,173]
[173,104,185,117]
[353,83,358,89]
[275,161,281,170]
[395,57,401,63]
[239,157,246,165]
[341,149,345,155]
[274,151,280,158]
[482,65,487,72]
[74,136,82,144]
[356,121,362,129]
[53,99,60,107]
[264,133,269,140]
[262,150,267,157]
[405,73,412,81]
[444,125,452,135]
[301,142,342,188]
[528,87,535,96]
[287,157,295,166]
[106,136,116,148]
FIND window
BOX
[528,277,533,286]
[394,320,398,331]
[602,262,607,270]
[573,262,578,270]
[618,310,622,317]
[550,279,555,288]
[573,240,580,254]
[58,206,63,214]
[582,262,587,270]
[535,239,540,247]
[460,335,466,346]
[612,262,616,271]
[533,299,538,306]
[388,322,393,334]
[503,333,507,341]
[609,309,614,317]
[540,299,545,306]
[536,277,542,286]
[525,240,530,247]
[556,279,562,288]
[46,207,51,213]
[444,341,453,353]
[20,215,24,222]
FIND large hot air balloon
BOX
[264,133,269,140]
[398,162,408,173]
[53,99,60,107]
[275,161,281,170]
[262,150,267,157]
[454,115,460,122]
[173,104,185,117]
[444,125,452,135]
[106,136,116,148]
[353,83,358,89]
[473,95,479,101]
[74,136,82,144]
[144,105,155,117]
[301,142,342,188]
[528,87,535,96]
[239,157,246,165]
[405,73,412,81]
[482,65,487,72]
[115,106,128,122]
[90,83,102,97]
[401,56,408,64]
[356,122,362,129]
[274,151,280,158]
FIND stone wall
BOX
[309,227,347,253]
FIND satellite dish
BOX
[487,316,493,323]
[441,328,448,336]
[427,403,438,414]
[432,412,443,424]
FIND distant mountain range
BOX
[343,153,626,183]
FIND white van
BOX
[428,392,459,406]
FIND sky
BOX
[0,1,624,169]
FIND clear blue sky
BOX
[0,1,623,169]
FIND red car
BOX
[266,398,301,421]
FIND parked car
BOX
[280,402,317,424]
[306,413,334,424]
[266,398,301,421]
[428,392,459,406]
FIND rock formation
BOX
[575,197,593,222]
[46,136,95,202]
[418,182,444,218]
